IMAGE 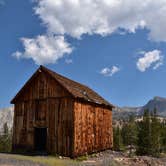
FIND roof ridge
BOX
[11,65,114,108]
[40,66,114,108]
[40,65,91,89]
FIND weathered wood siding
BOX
[73,100,113,157]
[47,98,74,156]
[12,101,35,150]
[12,71,74,156]
[12,68,113,157]
[14,71,70,102]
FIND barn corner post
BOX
[11,65,114,157]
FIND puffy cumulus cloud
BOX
[12,35,72,65]
[35,0,166,41]
[13,0,166,65]
[100,66,120,76]
[136,50,163,72]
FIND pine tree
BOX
[150,108,161,156]
[121,123,128,146]
[121,115,137,146]
[127,116,137,156]
[113,126,123,151]
[136,109,151,155]
[161,119,166,153]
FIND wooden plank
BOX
[73,101,113,157]
[12,68,113,157]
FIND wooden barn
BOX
[11,66,114,157]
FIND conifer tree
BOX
[113,126,123,151]
[150,108,161,156]
[121,123,128,146]
[121,115,137,147]
[161,119,166,153]
[136,109,151,155]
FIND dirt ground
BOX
[80,150,166,166]
[0,151,166,166]
[0,156,44,166]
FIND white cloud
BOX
[12,35,72,65]
[35,0,166,41]
[100,66,120,77]
[136,50,163,72]
[13,0,166,65]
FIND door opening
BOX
[34,127,47,152]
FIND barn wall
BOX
[47,98,74,156]
[12,71,74,156]
[12,101,35,150]
[73,101,113,157]
[14,71,71,102]
[12,69,113,157]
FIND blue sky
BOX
[1,0,166,108]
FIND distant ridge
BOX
[113,96,166,120]
[141,96,166,116]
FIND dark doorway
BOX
[34,128,47,152]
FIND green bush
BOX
[0,123,12,152]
